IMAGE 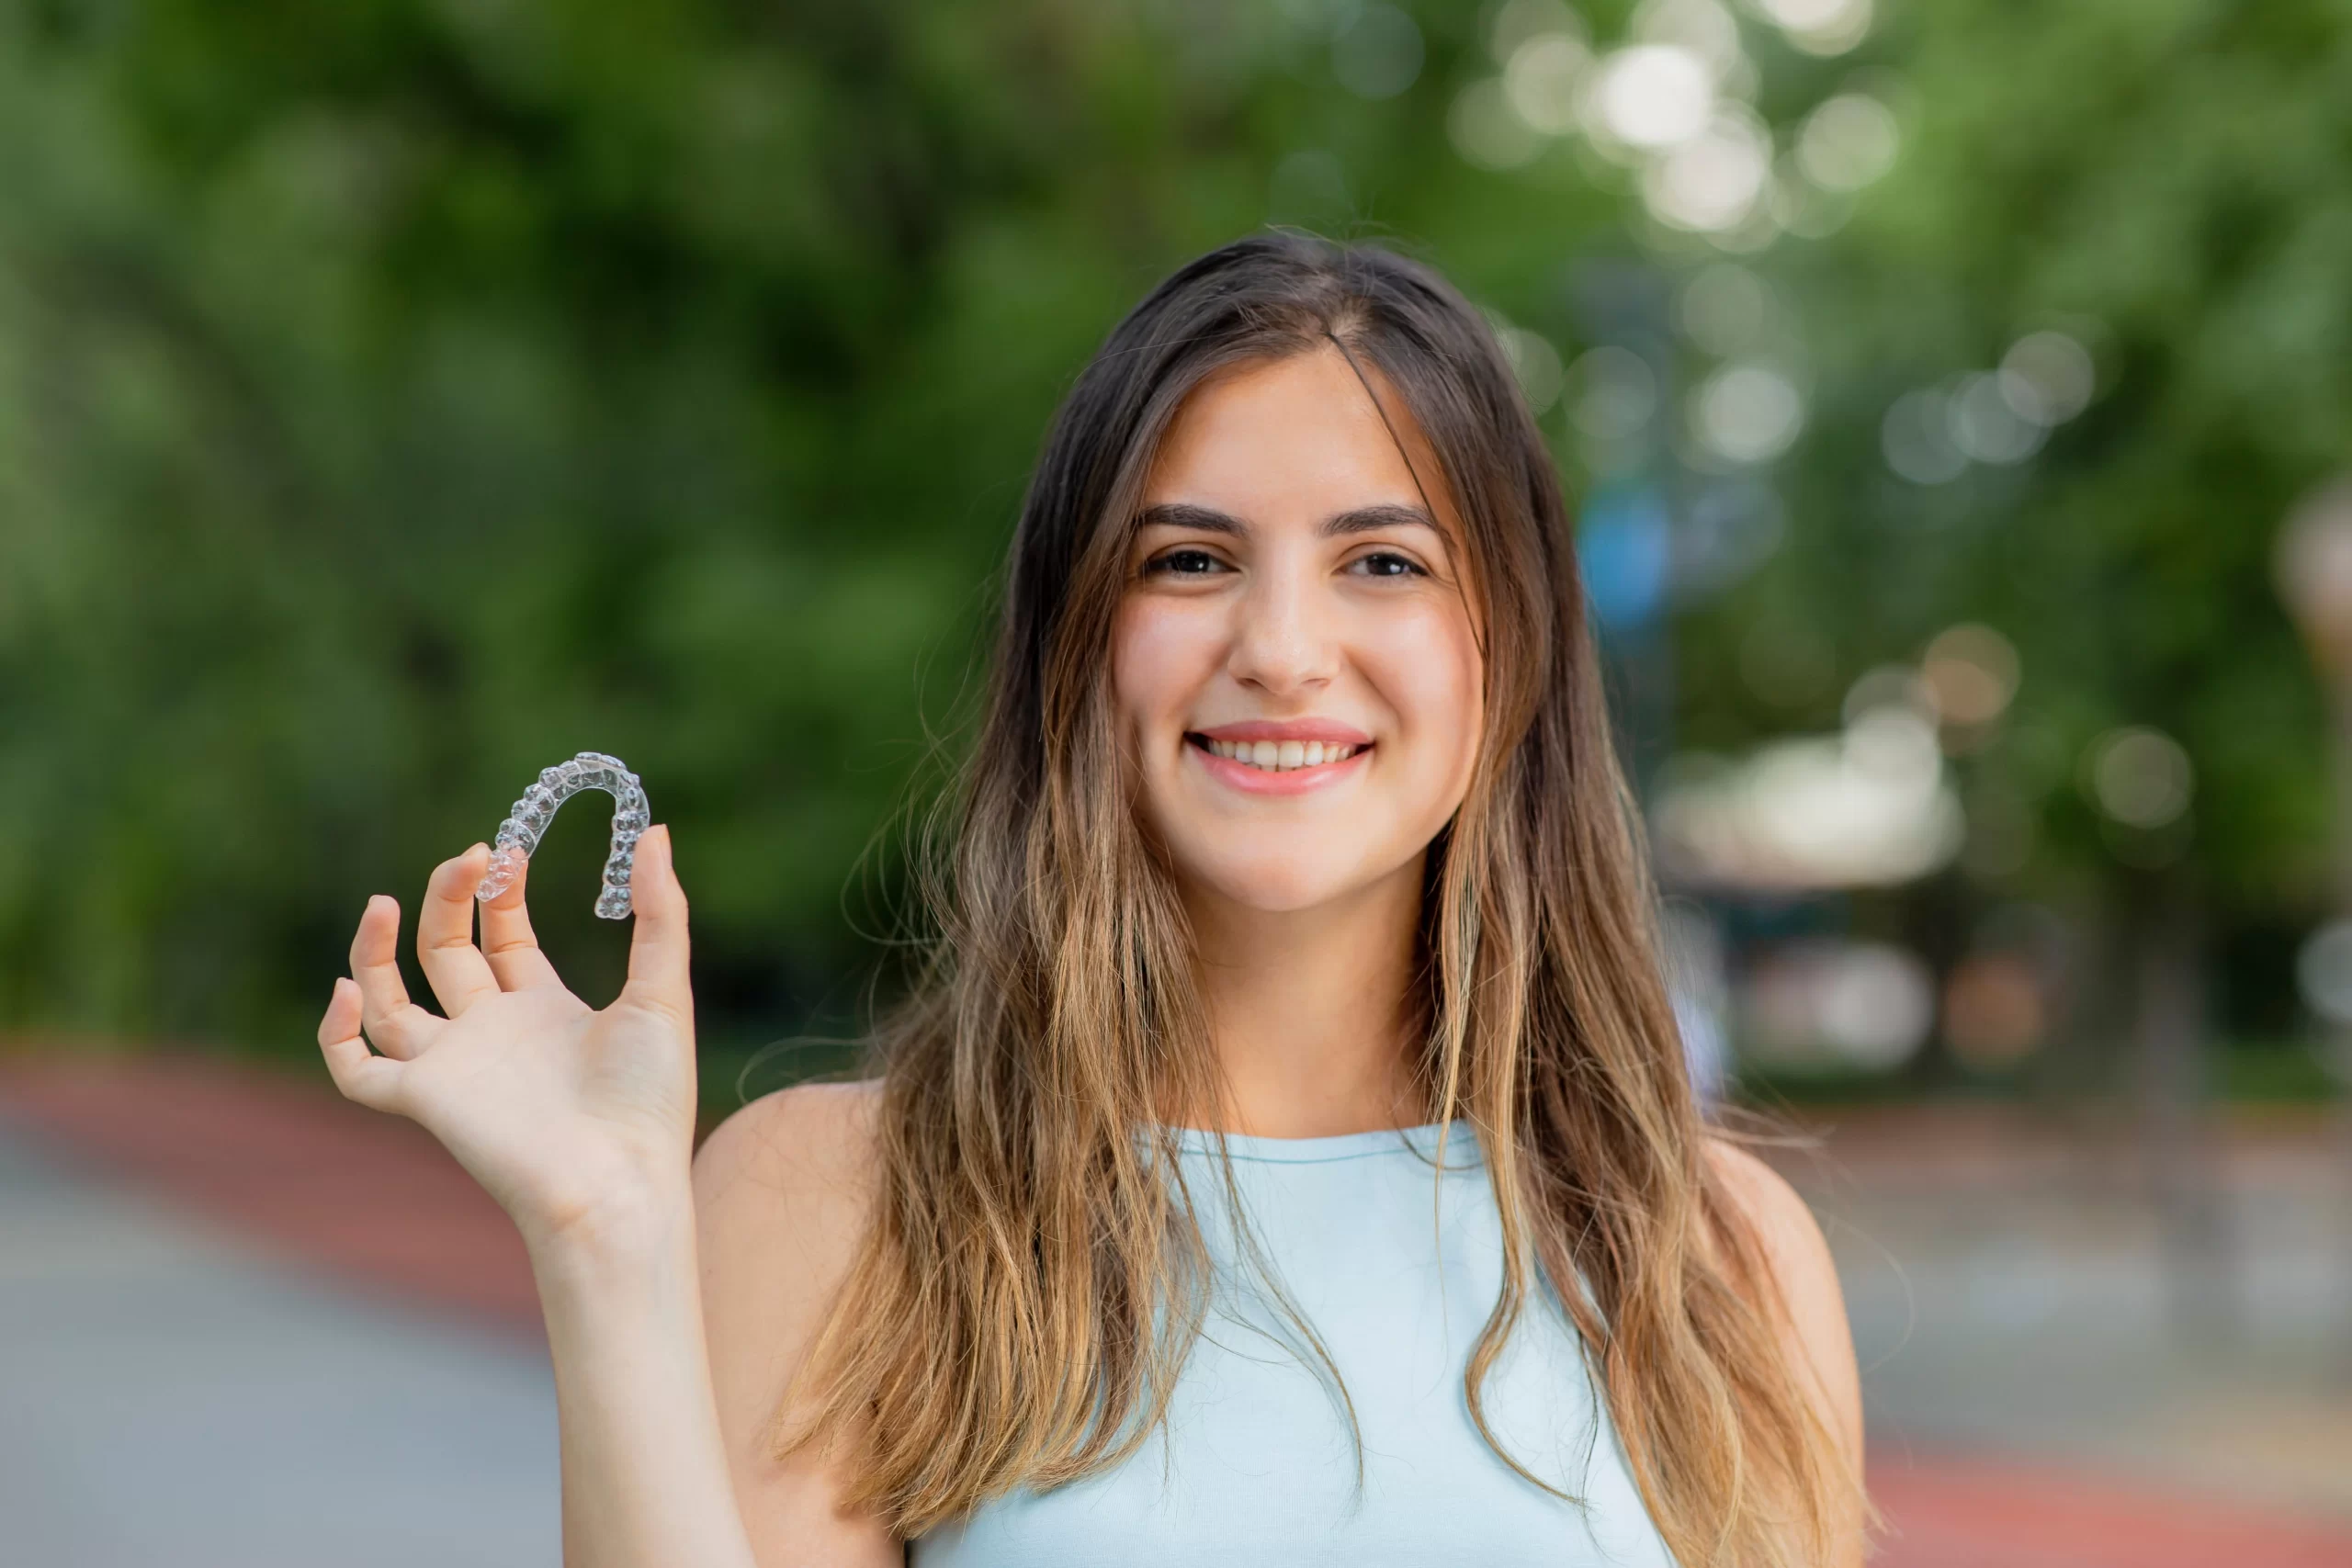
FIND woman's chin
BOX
[1177,855,1389,919]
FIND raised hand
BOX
[315,826,699,1250]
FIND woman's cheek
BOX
[1113,598,1215,744]
[1365,600,1483,799]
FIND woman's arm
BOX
[531,1179,762,1568]
[318,829,878,1567]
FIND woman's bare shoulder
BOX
[1702,1137,1863,1457]
[695,1079,886,1221]
[692,1078,888,1363]
[1702,1139,1824,1262]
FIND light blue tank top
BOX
[910,1122,1679,1567]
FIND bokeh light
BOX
[2295,919,2352,1026]
[1882,337,2099,483]
[1635,0,1751,82]
[1504,31,1590,134]
[1949,371,2046,464]
[1741,939,1936,1069]
[1642,110,1774,232]
[1492,319,1566,415]
[1921,623,2021,729]
[1844,663,1939,727]
[1883,387,1969,484]
[1655,690,1962,891]
[1749,0,1875,56]
[2085,727,2195,829]
[1943,952,2047,1069]
[1998,330,2098,424]
[1589,45,1715,150]
[1690,362,1804,463]
[1795,93,1900,191]
[2272,473,2352,680]
[1487,0,1588,62]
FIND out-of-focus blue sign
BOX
[1577,481,1672,632]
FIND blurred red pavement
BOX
[0,1053,541,1334]
[4,1051,2349,1568]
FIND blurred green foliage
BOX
[1,0,2347,1079]
[0,0,1622,1053]
[1696,0,2352,1077]
[1703,0,2352,910]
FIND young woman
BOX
[317,233,1865,1567]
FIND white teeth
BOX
[1201,738,1363,772]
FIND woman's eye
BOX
[1350,550,1428,579]
[1145,547,1227,577]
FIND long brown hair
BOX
[783,232,1860,1565]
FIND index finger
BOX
[416,845,501,1017]
[349,896,439,1060]
[479,853,562,993]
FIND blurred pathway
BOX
[0,1058,557,1568]
[1788,1102,2352,1566]
[5,1053,2352,1566]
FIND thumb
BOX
[623,824,692,1011]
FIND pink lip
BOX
[1190,718,1374,745]
[1187,734,1371,795]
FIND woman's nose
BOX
[1227,558,1338,695]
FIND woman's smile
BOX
[1186,716,1374,792]
[1185,728,1373,795]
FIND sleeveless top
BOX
[910,1122,1679,1567]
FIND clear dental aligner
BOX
[474,751,651,920]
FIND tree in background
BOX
[2,0,2347,1134]
[0,0,1618,1055]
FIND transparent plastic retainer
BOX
[474,751,650,920]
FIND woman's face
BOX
[1113,345,1487,917]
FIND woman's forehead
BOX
[1139,347,1465,540]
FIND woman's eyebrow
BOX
[1132,501,1442,536]
[1325,502,1441,537]
[1134,502,1245,535]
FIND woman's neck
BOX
[1179,852,1426,1139]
